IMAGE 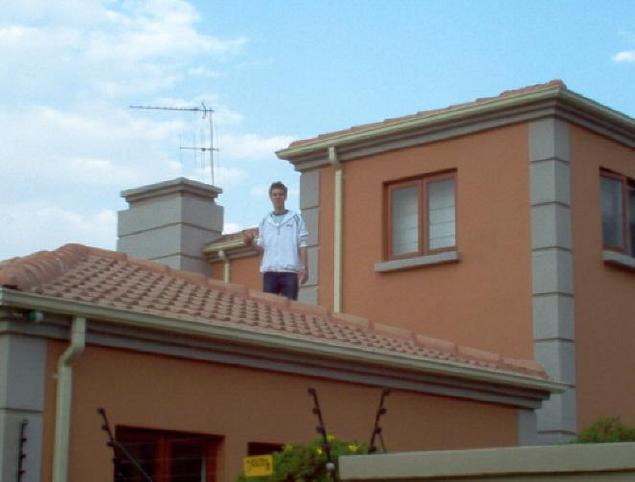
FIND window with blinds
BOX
[387,171,456,259]
[601,170,635,257]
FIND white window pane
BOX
[428,179,455,250]
[601,176,623,247]
[392,186,418,256]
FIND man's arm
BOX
[243,230,263,254]
[299,246,308,285]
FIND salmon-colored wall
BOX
[42,342,518,482]
[210,261,224,279]
[569,125,635,428]
[320,125,534,358]
[209,256,262,291]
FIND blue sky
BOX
[1,0,634,260]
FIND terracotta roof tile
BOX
[0,244,549,381]
[209,227,258,245]
[286,80,567,149]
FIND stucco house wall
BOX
[569,124,635,428]
[40,343,519,482]
[314,124,534,360]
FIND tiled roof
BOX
[0,244,547,380]
[208,227,257,245]
[285,80,567,149]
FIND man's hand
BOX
[299,266,309,285]
[243,230,256,245]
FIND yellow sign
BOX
[243,455,273,477]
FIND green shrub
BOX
[235,435,368,482]
[574,417,635,443]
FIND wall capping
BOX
[278,90,635,171]
[375,251,460,273]
[603,250,635,270]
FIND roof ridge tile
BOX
[288,300,329,318]
[501,356,545,375]
[285,80,568,149]
[0,243,90,290]
[414,334,458,354]
[456,345,502,364]
[84,246,128,261]
[330,312,370,330]
[248,289,291,307]
[373,322,414,340]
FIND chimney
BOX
[117,177,223,275]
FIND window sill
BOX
[603,250,635,271]
[375,250,460,273]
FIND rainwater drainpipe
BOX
[52,316,86,482]
[218,249,231,283]
[330,146,343,313]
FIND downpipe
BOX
[52,316,86,482]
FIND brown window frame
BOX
[385,171,457,260]
[247,442,283,456]
[115,426,221,482]
[600,169,635,256]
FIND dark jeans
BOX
[263,272,299,300]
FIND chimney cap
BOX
[121,177,222,204]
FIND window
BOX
[115,427,221,482]
[247,442,283,456]
[386,171,456,259]
[601,170,635,257]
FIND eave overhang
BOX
[203,237,257,262]
[276,86,635,171]
[0,287,565,409]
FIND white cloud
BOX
[0,0,297,261]
[250,185,268,198]
[0,105,186,189]
[213,107,245,126]
[613,50,635,63]
[0,202,117,259]
[187,66,222,78]
[187,165,248,187]
[219,134,295,160]
[223,223,243,234]
[0,0,248,100]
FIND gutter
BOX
[52,315,86,482]
[203,237,258,263]
[0,287,565,395]
[277,86,635,159]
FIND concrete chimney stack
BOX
[117,177,223,275]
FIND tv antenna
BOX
[129,102,219,184]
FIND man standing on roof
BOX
[244,181,309,300]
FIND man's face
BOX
[269,188,287,211]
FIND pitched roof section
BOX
[0,244,546,381]
[277,80,635,164]
[285,81,565,150]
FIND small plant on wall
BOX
[574,417,635,443]
[235,435,369,482]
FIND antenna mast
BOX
[129,102,218,184]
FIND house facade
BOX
[205,81,635,444]
[2,80,633,482]
[0,245,557,482]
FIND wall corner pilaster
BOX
[529,117,577,443]
[298,169,320,305]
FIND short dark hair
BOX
[269,181,287,196]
